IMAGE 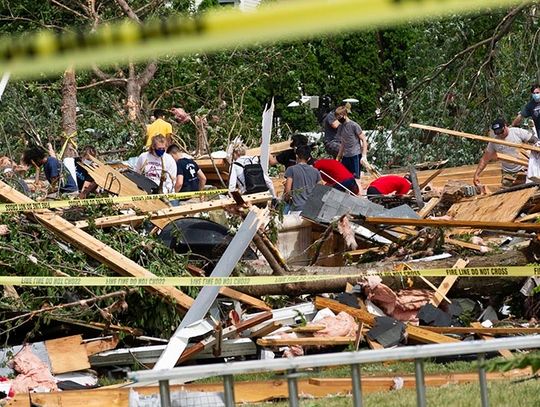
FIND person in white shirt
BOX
[228,143,275,196]
[134,135,177,194]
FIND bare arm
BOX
[197,170,207,190]
[473,150,497,186]
[511,113,523,128]
[330,119,340,129]
[359,131,368,158]
[284,177,293,201]
[174,175,184,192]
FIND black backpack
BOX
[234,157,269,194]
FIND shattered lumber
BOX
[257,337,356,346]
[363,216,540,231]
[410,123,540,153]
[431,259,468,307]
[75,191,272,229]
[315,297,459,344]
[420,326,540,335]
[0,181,194,311]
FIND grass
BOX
[242,379,540,407]
[195,358,485,384]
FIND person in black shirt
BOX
[74,145,98,198]
[270,134,315,169]
[167,144,206,193]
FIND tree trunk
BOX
[236,250,529,298]
[61,67,78,158]
[126,63,142,122]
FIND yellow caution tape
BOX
[0,189,229,213]
[1,266,538,286]
[0,0,528,79]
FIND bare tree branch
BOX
[114,0,141,23]
[49,0,87,19]
[77,78,127,89]
[137,61,158,87]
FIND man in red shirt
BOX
[367,175,411,196]
[313,159,359,195]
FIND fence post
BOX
[158,380,172,407]
[478,353,489,407]
[351,363,363,407]
[223,374,236,407]
[287,369,300,407]
[414,358,426,407]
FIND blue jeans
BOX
[342,155,361,179]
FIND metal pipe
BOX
[223,374,236,407]
[415,359,426,407]
[478,353,489,407]
[158,380,171,407]
[351,363,363,407]
[287,369,300,407]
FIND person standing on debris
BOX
[323,106,341,158]
[367,175,411,197]
[283,145,322,212]
[74,145,98,199]
[134,135,177,194]
[167,144,206,193]
[335,105,368,179]
[229,143,275,196]
[145,109,173,149]
[21,146,78,194]
[269,133,315,169]
[313,158,359,195]
[473,118,537,188]
[512,83,540,137]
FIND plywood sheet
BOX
[447,187,536,222]
[45,335,90,374]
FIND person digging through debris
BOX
[21,146,78,195]
[283,145,322,213]
[228,142,275,196]
[74,145,98,199]
[313,158,360,195]
[473,118,537,188]
[366,174,412,198]
[134,135,177,194]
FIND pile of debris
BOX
[1,142,540,406]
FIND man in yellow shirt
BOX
[145,109,173,148]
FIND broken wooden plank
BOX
[84,336,119,357]
[257,337,356,347]
[417,197,441,218]
[447,187,536,223]
[74,213,146,229]
[496,152,528,167]
[430,259,468,307]
[410,123,540,153]
[45,335,91,374]
[409,165,424,209]
[362,216,540,231]
[219,287,271,311]
[77,192,272,228]
[249,321,283,338]
[445,237,492,253]
[315,297,459,344]
[285,325,326,333]
[419,169,444,189]
[0,181,194,311]
[53,317,144,336]
[471,322,513,359]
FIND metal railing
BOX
[129,335,540,407]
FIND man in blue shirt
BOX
[22,146,78,194]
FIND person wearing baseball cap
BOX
[473,118,537,188]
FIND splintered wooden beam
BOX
[430,259,468,307]
[411,123,540,153]
[76,192,273,229]
[0,181,194,312]
[362,216,540,231]
[315,297,459,344]
[496,152,528,167]
[419,326,540,335]
[257,337,356,346]
[470,322,514,359]
[246,140,293,157]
